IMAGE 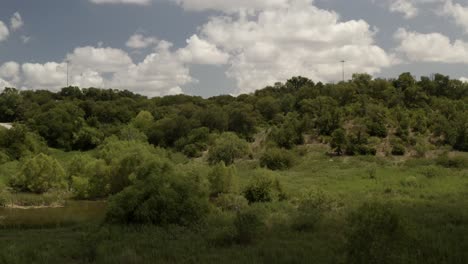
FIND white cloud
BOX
[0,78,12,90]
[389,0,418,18]
[22,62,68,91]
[443,0,468,33]
[90,0,151,5]
[187,0,395,94]
[170,0,289,13]
[66,46,133,73]
[0,21,9,42]
[126,34,158,49]
[72,69,105,88]
[394,28,468,63]
[10,12,23,31]
[177,35,229,65]
[110,41,192,96]
[0,62,20,80]
[460,77,468,82]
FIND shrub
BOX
[207,132,249,165]
[292,189,332,231]
[243,171,286,203]
[436,154,468,169]
[208,162,238,197]
[259,148,294,170]
[10,154,67,194]
[234,209,264,244]
[391,144,406,156]
[105,168,210,226]
[214,194,249,211]
[345,202,404,264]
[400,176,419,188]
[243,174,273,203]
[330,128,347,155]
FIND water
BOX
[0,201,106,228]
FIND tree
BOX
[256,96,281,121]
[208,162,238,197]
[269,113,304,148]
[208,132,249,165]
[105,167,210,226]
[11,154,67,194]
[331,128,347,155]
[29,102,85,150]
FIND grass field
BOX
[0,146,467,263]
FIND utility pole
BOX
[341,60,345,82]
[66,60,69,87]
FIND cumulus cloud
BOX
[90,0,151,4]
[389,0,418,18]
[22,62,68,91]
[443,0,468,33]
[10,12,23,31]
[10,40,192,96]
[177,35,229,65]
[126,34,158,49]
[394,28,468,63]
[0,62,20,80]
[111,41,192,96]
[0,21,9,42]
[0,78,12,90]
[66,46,133,73]
[185,0,395,94]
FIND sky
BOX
[1,0,468,97]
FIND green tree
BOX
[208,162,238,197]
[207,132,249,165]
[330,128,347,155]
[11,154,67,193]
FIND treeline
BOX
[0,72,466,157]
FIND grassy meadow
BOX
[0,145,467,264]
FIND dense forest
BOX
[0,72,467,263]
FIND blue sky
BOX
[1,0,468,97]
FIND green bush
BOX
[243,171,286,203]
[345,202,405,264]
[207,132,249,165]
[292,189,332,231]
[391,144,406,156]
[214,193,248,211]
[233,209,264,244]
[436,154,468,169]
[259,148,294,170]
[10,154,67,194]
[105,168,210,226]
[243,173,273,203]
[208,162,238,197]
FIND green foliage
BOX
[269,113,304,149]
[175,127,210,157]
[10,154,67,194]
[259,147,295,170]
[436,153,468,169]
[345,203,405,264]
[213,193,249,211]
[330,128,347,155]
[233,209,264,244]
[243,170,286,203]
[208,162,238,197]
[105,167,210,226]
[207,132,249,165]
[292,189,332,231]
[28,102,86,150]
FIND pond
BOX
[0,200,106,228]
